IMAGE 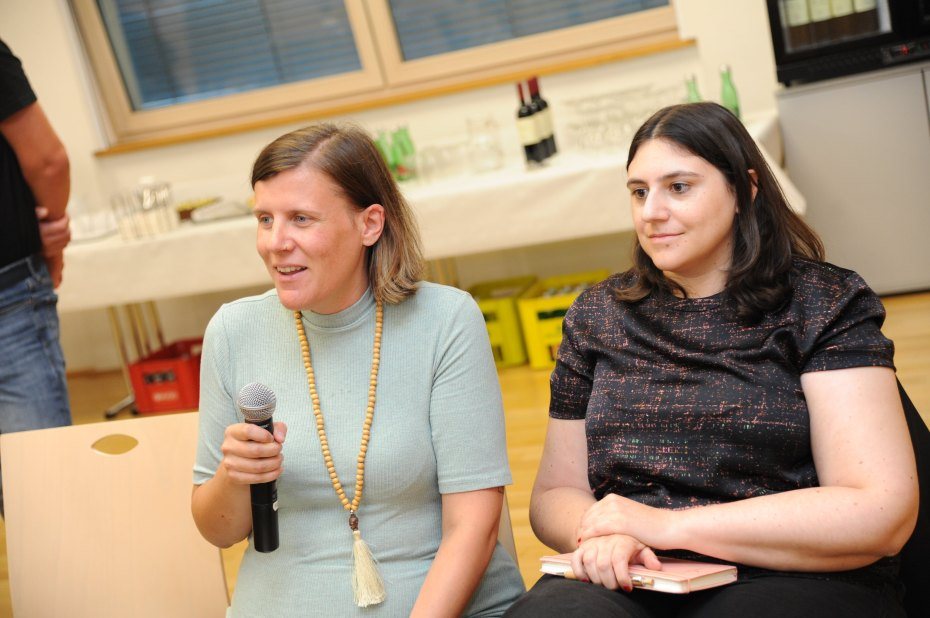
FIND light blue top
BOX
[194,283,524,617]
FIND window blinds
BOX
[93,0,668,111]
[97,0,361,110]
[388,0,669,61]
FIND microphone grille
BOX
[237,382,276,422]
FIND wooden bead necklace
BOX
[293,299,385,607]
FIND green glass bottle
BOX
[685,74,701,103]
[396,126,417,180]
[719,64,741,119]
[390,128,416,181]
[375,131,395,177]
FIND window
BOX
[70,0,679,150]
[389,0,669,61]
[366,0,676,87]
[98,0,363,110]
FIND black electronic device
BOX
[766,0,930,85]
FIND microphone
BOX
[237,382,279,553]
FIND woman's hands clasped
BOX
[220,422,288,486]
[571,494,671,591]
[577,493,670,544]
[571,533,662,592]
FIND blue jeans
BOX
[0,254,72,515]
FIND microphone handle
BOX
[247,415,279,553]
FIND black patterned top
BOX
[551,258,898,581]
[552,258,894,506]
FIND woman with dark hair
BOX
[506,103,917,617]
[192,123,524,616]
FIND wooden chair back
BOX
[499,489,519,567]
[1,412,228,617]
[898,381,929,618]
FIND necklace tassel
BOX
[296,304,386,608]
[352,529,385,607]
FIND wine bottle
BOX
[528,76,557,158]
[685,74,702,103]
[783,0,812,50]
[719,65,740,120]
[524,82,547,160]
[516,82,546,165]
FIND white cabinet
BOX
[776,61,930,294]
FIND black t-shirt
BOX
[551,258,898,583]
[552,258,894,505]
[0,38,41,270]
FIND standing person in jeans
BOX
[0,38,73,514]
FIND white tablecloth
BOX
[56,118,802,313]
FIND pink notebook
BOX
[540,554,737,594]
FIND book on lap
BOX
[539,554,737,594]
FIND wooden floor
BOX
[0,291,926,615]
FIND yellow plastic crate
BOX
[469,276,537,367]
[517,270,611,369]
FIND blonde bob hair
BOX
[251,123,424,305]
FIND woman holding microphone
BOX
[192,123,524,617]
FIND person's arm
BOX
[531,296,604,553]
[413,292,517,613]
[190,309,288,548]
[0,101,70,285]
[578,366,919,572]
[531,418,664,591]
[0,102,69,220]
[529,417,596,553]
[527,295,666,590]
[191,420,287,548]
[410,487,504,617]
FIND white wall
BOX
[1,0,781,371]
[675,0,780,114]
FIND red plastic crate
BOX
[128,338,202,414]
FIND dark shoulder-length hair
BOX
[251,122,423,305]
[618,102,824,323]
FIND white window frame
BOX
[71,0,384,144]
[70,0,682,152]
[366,1,679,86]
